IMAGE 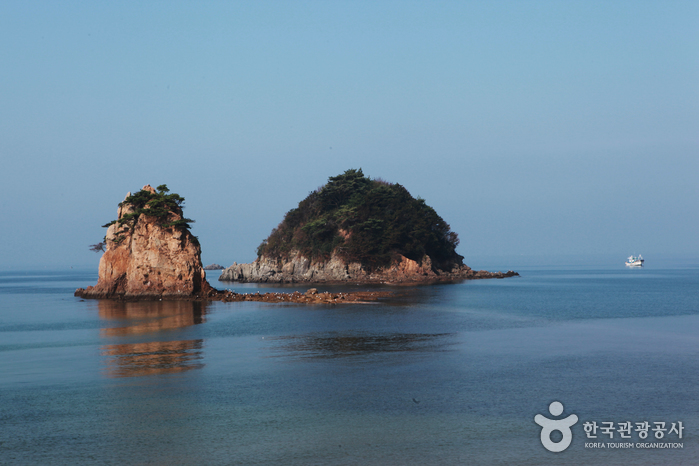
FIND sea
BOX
[1,255,698,465]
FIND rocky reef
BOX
[198,287,392,304]
[76,185,213,299]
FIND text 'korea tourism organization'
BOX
[534,401,684,453]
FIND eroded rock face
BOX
[76,186,213,299]
[219,250,518,284]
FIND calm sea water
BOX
[1,259,698,465]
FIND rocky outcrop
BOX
[75,185,213,299]
[203,264,225,270]
[220,250,518,284]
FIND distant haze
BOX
[1,1,697,269]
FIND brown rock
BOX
[76,186,213,299]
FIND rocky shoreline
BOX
[220,251,518,284]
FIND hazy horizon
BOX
[1,1,697,269]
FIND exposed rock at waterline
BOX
[220,250,518,284]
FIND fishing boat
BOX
[625,255,644,267]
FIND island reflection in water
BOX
[97,300,208,378]
[267,332,454,359]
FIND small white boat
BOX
[625,254,644,267]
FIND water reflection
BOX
[101,339,204,377]
[97,300,208,377]
[269,332,454,359]
[98,300,207,337]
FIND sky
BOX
[1,1,697,269]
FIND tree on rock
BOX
[256,168,463,270]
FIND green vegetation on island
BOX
[256,169,462,270]
[94,184,197,249]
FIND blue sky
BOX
[1,1,697,268]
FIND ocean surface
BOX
[1,257,698,465]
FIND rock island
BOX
[75,184,389,303]
[220,169,517,284]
